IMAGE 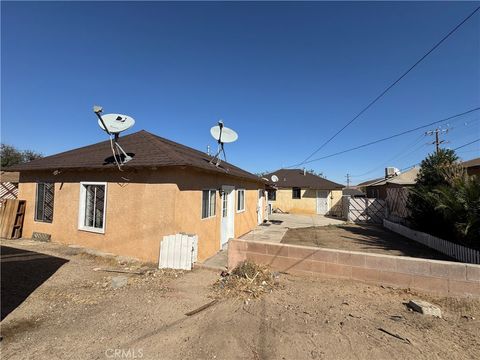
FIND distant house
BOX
[358,168,420,200]
[8,130,267,263]
[0,171,19,202]
[263,169,344,216]
[342,187,365,198]
[462,157,480,176]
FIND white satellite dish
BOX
[97,113,135,134]
[209,120,238,167]
[210,125,238,143]
[271,175,279,183]
[93,105,134,169]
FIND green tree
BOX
[1,143,43,168]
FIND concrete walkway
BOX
[240,213,345,243]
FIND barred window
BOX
[202,190,216,219]
[292,187,301,199]
[35,183,54,223]
[236,189,245,212]
[79,182,107,233]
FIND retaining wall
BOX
[228,239,480,298]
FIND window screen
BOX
[83,184,105,229]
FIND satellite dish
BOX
[209,120,238,167]
[271,175,279,183]
[210,125,238,143]
[98,113,135,134]
[93,105,135,170]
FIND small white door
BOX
[257,189,264,224]
[316,190,329,215]
[220,186,235,248]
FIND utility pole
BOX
[425,128,449,153]
[345,173,350,188]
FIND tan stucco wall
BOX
[269,188,343,215]
[18,167,265,263]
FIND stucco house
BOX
[359,167,420,200]
[7,130,267,263]
[264,169,344,216]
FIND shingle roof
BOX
[7,130,261,182]
[356,177,384,187]
[462,157,480,168]
[264,169,344,189]
[0,171,19,183]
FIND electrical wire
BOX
[289,107,480,167]
[292,6,480,168]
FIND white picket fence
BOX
[159,233,198,270]
[384,219,480,264]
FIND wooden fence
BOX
[384,219,480,264]
[385,187,410,225]
[343,196,386,224]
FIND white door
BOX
[316,190,329,215]
[257,189,264,224]
[220,186,235,248]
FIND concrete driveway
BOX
[240,213,345,243]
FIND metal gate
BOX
[345,197,386,224]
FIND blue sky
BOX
[2,1,479,184]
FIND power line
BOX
[454,138,479,151]
[293,107,480,166]
[293,6,480,168]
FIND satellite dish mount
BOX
[93,105,135,170]
[209,120,238,167]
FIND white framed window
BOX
[35,182,55,223]
[236,189,245,212]
[78,182,107,233]
[201,189,216,219]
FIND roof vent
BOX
[385,167,400,178]
[303,168,306,176]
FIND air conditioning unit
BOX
[385,167,400,178]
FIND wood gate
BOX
[345,197,385,224]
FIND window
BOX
[79,182,107,233]
[236,189,245,212]
[202,190,216,219]
[292,187,301,199]
[35,182,54,223]
[268,190,276,201]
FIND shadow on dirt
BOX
[1,245,69,320]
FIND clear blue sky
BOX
[2,1,479,184]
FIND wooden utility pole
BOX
[425,128,449,153]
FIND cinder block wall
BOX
[228,239,480,298]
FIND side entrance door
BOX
[257,189,264,224]
[220,186,235,248]
[316,190,329,215]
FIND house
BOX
[462,157,480,176]
[0,171,19,202]
[263,169,344,216]
[359,167,419,200]
[7,130,267,263]
[342,187,365,198]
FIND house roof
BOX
[342,187,365,197]
[263,169,344,190]
[6,130,261,182]
[0,171,19,183]
[356,177,384,187]
[360,167,420,188]
[462,157,480,169]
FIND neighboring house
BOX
[0,171,19,202]
[462,157,480,176]
[360,167,419,200]
[263,169,344,216]
[8,130,267,263]
[342,187,365,197]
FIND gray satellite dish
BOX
[209,120,238,167]
[271,175,279,183]
[93,105,134,169]
[98,113,135,134]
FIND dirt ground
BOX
[281,224,453,261]
[1,239,479,360]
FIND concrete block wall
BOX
[228,239,480,298]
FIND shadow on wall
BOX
[1,246,69,320]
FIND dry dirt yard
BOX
[1,239,479,360]
[282,224,453,261]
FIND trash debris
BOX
[93,267,144,275]
[211,261,277,299]
[378,327,411,344]
[185,299,218,316]
[407,300,442,318]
